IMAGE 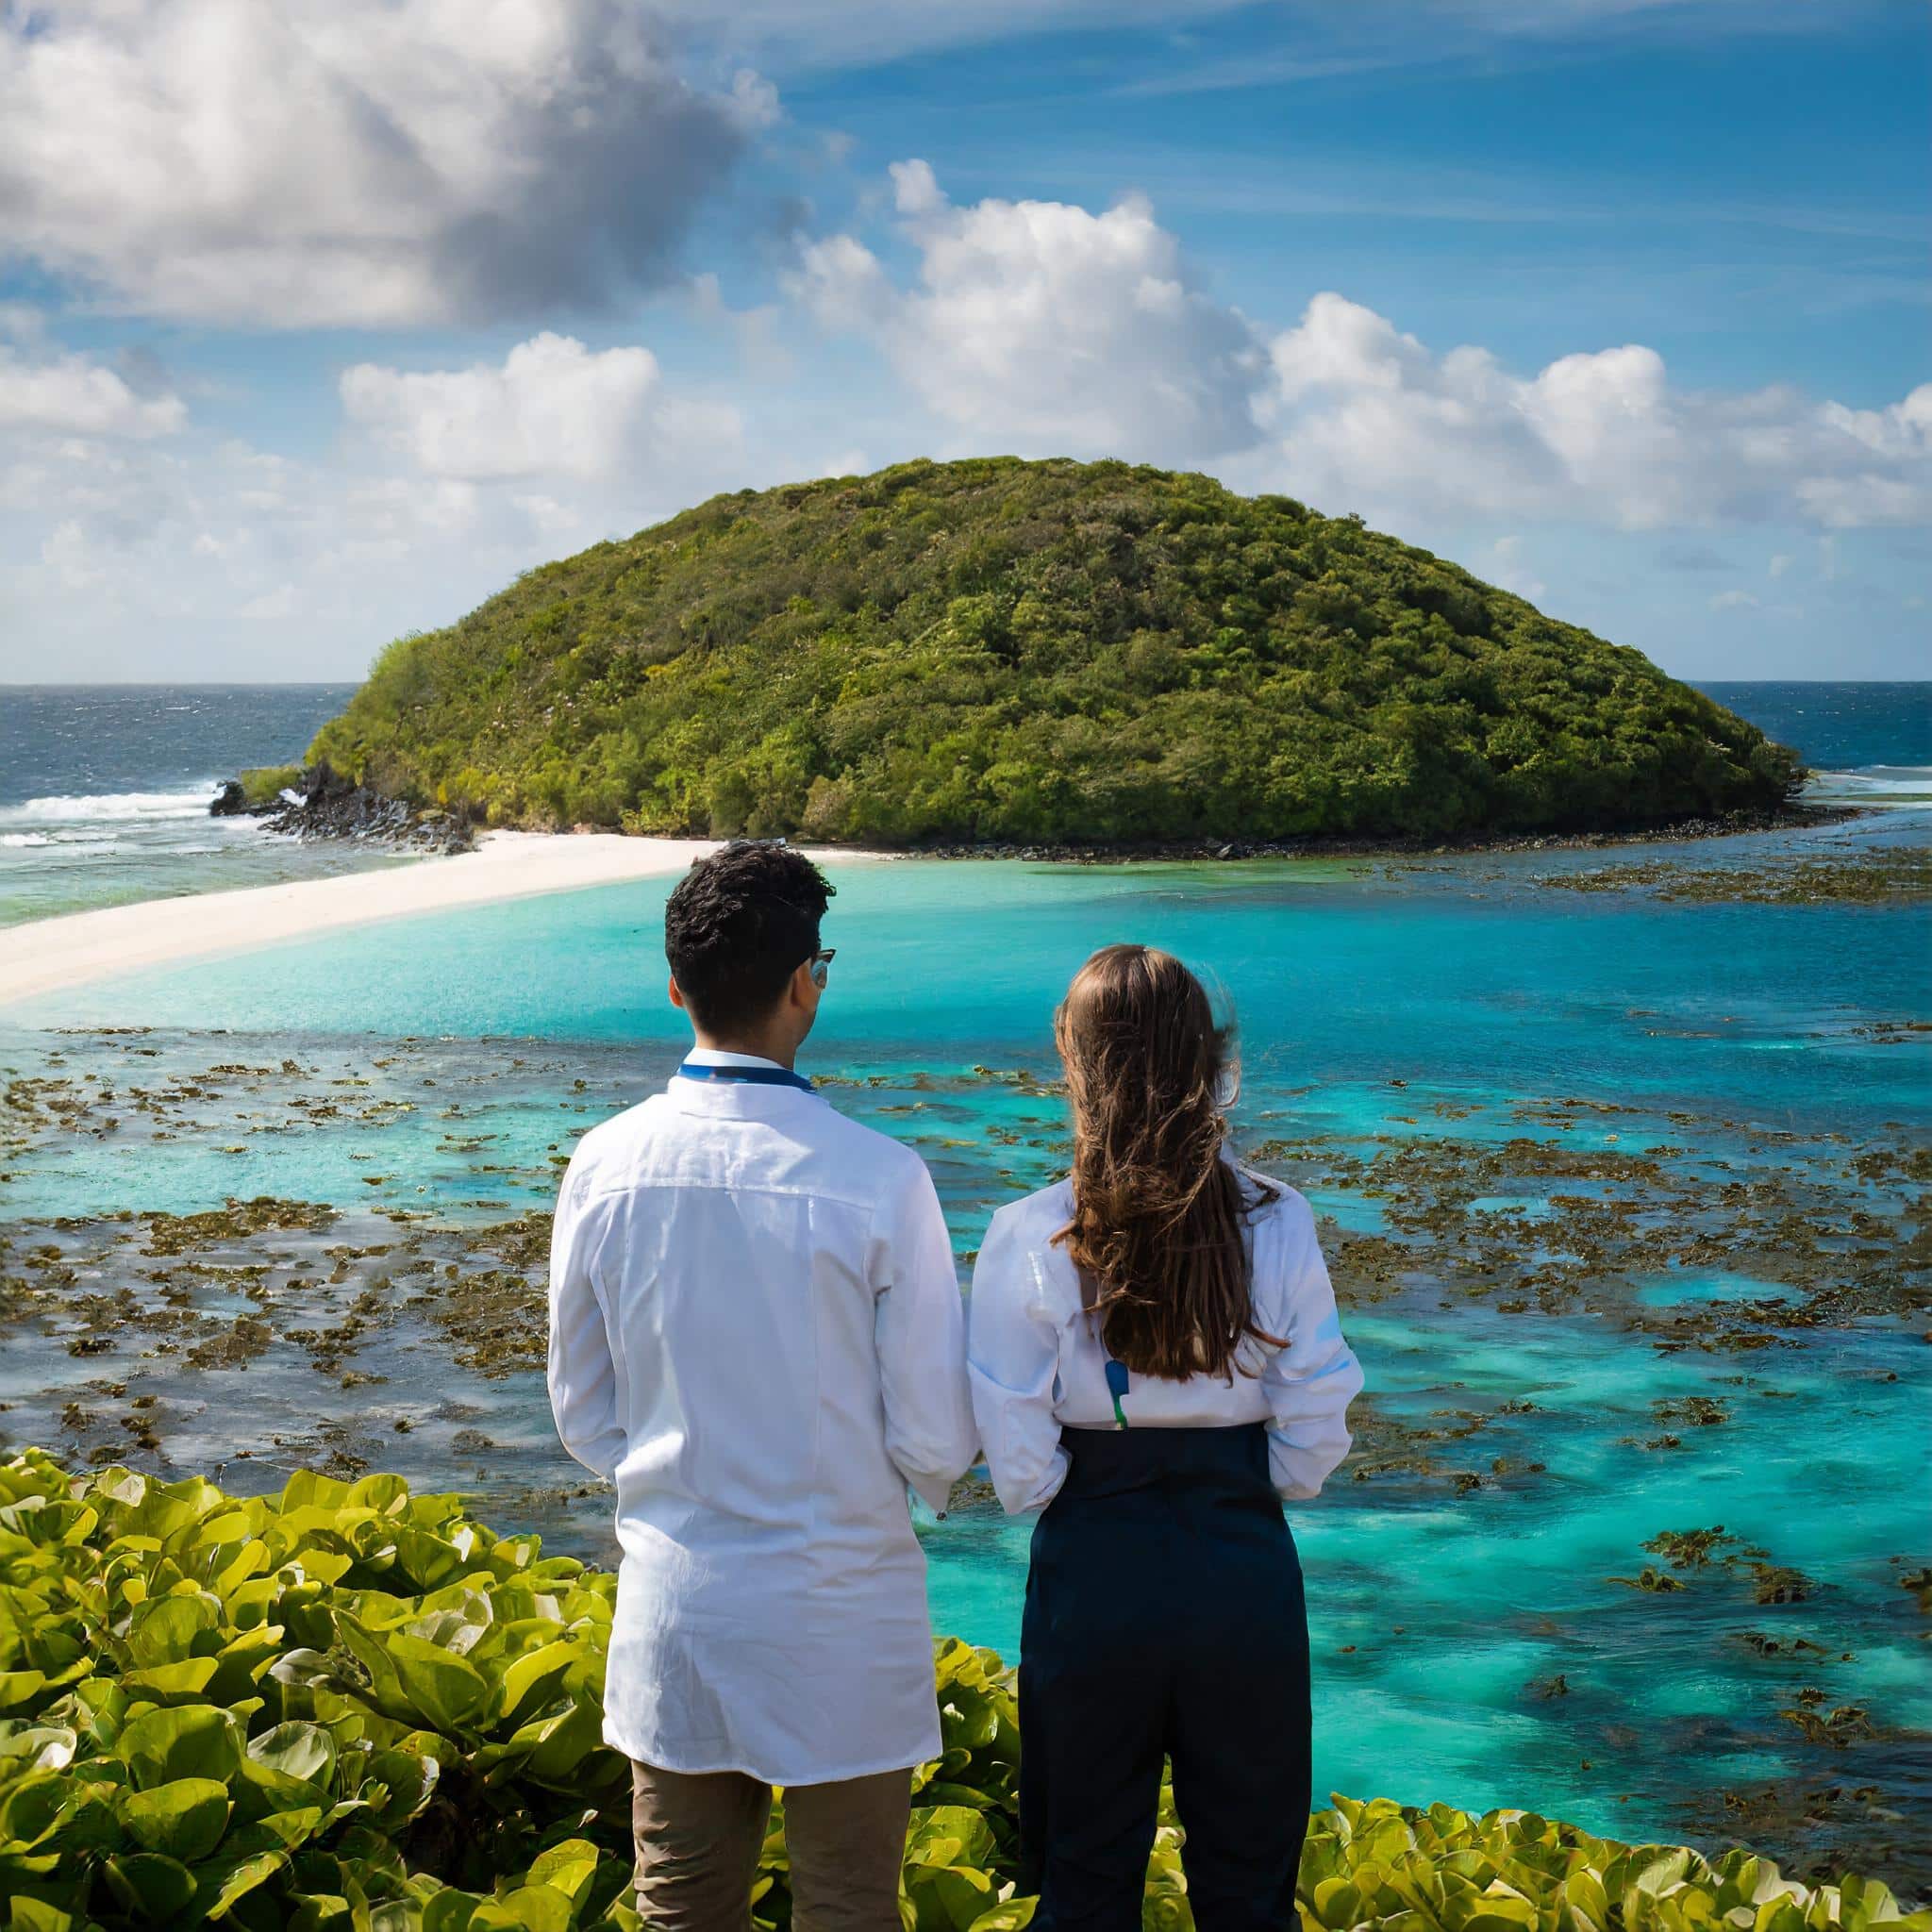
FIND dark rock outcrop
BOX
[210,760,475,855]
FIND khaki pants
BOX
[631,1759,911,1932]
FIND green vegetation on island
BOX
[3,1454,1924,1931]
[236,769,301,810]
[305,458,1803,846]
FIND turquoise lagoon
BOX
[3,818,1927,1881]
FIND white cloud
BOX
[0,0,759,327]
[341,334,672,483]
[0,323,777,678]
[786,160,1263,461]
[1486,534,1546,601]
[0,343,185,438]
[238,583,300,621]
[339,331,749,548]
[788,235,897,335]
[4,122,1924,682]
[1256,292,1932,533]
[1707,590,1759,610]
[41,519,102,591]
[512,493,588,539]
[726,67,783,130]
[790,167,1932,533]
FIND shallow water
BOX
[4,813,1926,1882]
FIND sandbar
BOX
[0,832,887,1008]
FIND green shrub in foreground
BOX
[0,1453,1921,1932]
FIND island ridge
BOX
[299,457,1803,848]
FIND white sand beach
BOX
[0,832,887,1008]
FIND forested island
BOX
[300,457,1803,847]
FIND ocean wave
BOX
[1807,765,1932,801]
[0,832,53,847]
[0,784,221,826]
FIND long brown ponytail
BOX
[1052,943,1278,1381]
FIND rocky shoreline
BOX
[208,780,1855,867]
[904,801,1857,864]
[210,759,475,855]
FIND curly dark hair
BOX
[664,841,835,1036]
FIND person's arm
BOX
[546,1148,628,1482]
[870,1158,978,1515]
[966,1210,1070,1515]
[1260,1196,1364,1500]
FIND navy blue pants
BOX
[1019,1424,1311,1932]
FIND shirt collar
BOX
[681,1047,790,1072]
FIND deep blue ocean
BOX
[1699,681,1931,802]
[0,684,379,924]
[1,680,1927,1879]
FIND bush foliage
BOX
[4,1454,1920,1932]
[305,458,1802,845]
[235,770,301,810]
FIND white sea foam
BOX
[0,784,221,826]
[1807,765,1932,804]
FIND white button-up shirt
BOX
[967,1172,1363,1514]
[547,1048,978,1786]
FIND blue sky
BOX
[0,0,1924,682]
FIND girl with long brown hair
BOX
[968,943,1362,1931]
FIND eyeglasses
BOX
[807,947,837,990]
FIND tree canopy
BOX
[308,457,1801,844]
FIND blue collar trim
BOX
[676,1060,814,1093]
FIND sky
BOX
[0,0,1926,685]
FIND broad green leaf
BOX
[6,1896,82,1932]
[423,1890,484,1932]
[199,1844,291,1919]
[246,1720,338,1790]
[128,1592,222,1668]
[123,1776,234,1862]
[122,1657,223,1703]
[0,1672,48,1715]
[516,1697,611,1788]
[495,1641,579,1726]
[120,1702,243,1790]
[384,1637,491,1734]
[524,1838,600,1907]
[102,1850,199,1922]
[0,1772,72,1851]
[469,1887,574,1932]
[347,1473,413,1516]
[1464,1907,1543,1932]
[914,1863,998,1932]
[358,1748,441,1831]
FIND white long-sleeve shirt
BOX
[547,1048,978,1786]
[967,1172,1363,1515]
